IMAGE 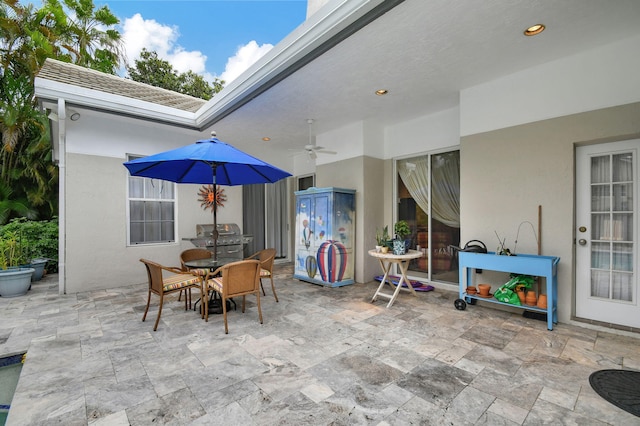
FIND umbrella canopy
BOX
[123,137,291,185]
[123,136,291,259]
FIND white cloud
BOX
[121,13,207,75]
[119,14,273,87]
[219,40,273,84]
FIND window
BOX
[127,155,176,244]
[297,174,315,191]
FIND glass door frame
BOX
[393,147,460,284]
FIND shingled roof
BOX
[37,59,207,113]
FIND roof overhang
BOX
[195,0,404,129]
[35,0,404,131]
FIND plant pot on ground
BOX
[0,230,34,297]
[29,258,48,281]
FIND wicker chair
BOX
[245,248,278,302]
[204,259,262,334]
[179,248,212,304]
[139,258,205,331]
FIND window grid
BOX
[127,158,176,245]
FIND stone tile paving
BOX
[0,265,638,425]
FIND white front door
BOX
[576,139,639,328]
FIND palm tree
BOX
[0,0,123,223]
[0,181,37,225]
[50,0,124,74]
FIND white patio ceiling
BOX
[202,0,640,156]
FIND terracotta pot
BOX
[516,289,525,304]
[477,284,491,296]
[525,291,537,306]
[466,286,477,295]
[537,294,547,309]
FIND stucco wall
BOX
[315,155,385,284]
[461,34,640,136]
[460,102,640,324]
[64,152,242,293]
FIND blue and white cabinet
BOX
[294,187,356,287]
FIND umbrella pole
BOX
[212,165,218,260]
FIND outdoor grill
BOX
[183,223,253,259]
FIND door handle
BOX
[578,239,587,246]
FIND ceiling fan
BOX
[291,119,337,160]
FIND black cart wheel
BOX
[466,297,477,305]
[454,299,467,310]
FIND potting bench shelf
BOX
[457,251,560,330]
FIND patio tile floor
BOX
[1,264,639,425]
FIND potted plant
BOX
[0,231,34,297]
[376,226,391,253]
[393,220,411,255]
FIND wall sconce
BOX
[47,110,81,121]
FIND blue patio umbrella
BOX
[123,136,291,258]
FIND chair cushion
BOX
[208,277,223,293]
[260,268,271,277]
[163,274,201,292]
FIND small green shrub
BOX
[0,218,58,273]
[394,220,410,240]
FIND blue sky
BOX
[99,1,307,83]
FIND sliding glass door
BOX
[396,150,460,283]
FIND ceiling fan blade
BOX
[304,144,324,151]
[316,149,337,155]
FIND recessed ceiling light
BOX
[524,24,545,36]
[262,137,271,141]
[375,89,388,96]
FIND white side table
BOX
[369,249,423,308]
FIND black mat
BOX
[589,369,640,417]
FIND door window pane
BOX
[613,183,632,211]
[591,185,610,212]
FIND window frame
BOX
[126,154,178,246]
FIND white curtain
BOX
[431,152,460,228]
[398,153,460,228]
[398,157,430,220]
[266,179,289,258]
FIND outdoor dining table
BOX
[183,257,238,271]
[183,257,238,313]
[369,249,423,308]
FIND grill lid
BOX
[185,223,253,247]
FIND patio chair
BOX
[179,248,212,304]
[245,248,278,302]
[204,259,262,334]
[139,258,205,331]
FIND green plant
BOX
[0,230,29,269]
[394,220,410,240]
[0,218,58,272]
[376,225,390,246]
